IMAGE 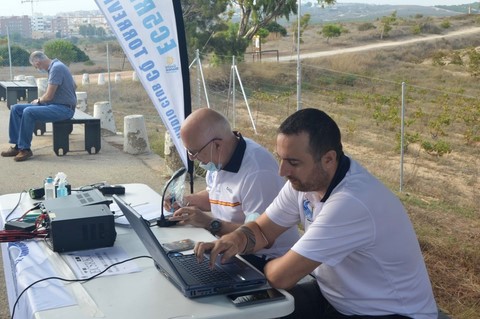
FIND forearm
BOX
[236,222,270,255]
[184,190,211,211]
[213,220,242,237]
[41,84,58,103]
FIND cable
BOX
[4,191,28,222]
[10,255,153,319]
[7,202,42,223]
[72,182,108,192]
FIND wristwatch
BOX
[209,219,222,235]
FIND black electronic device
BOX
[157,167,187,228]
[4,220,36,232]
[227,288,285,307]
[45,204,116,252]
[98,185,126,195]
[41,189,111,212]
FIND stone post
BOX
[93,101,116,134]
[123,115,151,154]
[164,131,183,172]
[76,92,88,112]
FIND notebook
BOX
[112,195,266,298]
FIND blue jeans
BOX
[8,103,75,150]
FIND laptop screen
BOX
[112,195,186,286]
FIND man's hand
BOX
[162,195,182,213]
[169,206,211,228]
[194,231,247,269]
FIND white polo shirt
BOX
[266,157,438,318]
[206,134,299,258]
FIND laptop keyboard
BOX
[171,254,232,284]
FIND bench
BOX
[0,80,38,108]
[34,109,101,156]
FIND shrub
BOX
[358,22,376,31]
[412,25,421,35]
[266,21,287,37]
[421,140,452,156]
[441,20,451,29]
[0,45,30,66]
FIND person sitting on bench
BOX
[1,51,77,162]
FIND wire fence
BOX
[0,37,478,215]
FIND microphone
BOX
[157,167,187,227]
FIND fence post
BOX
[400,82,406,192]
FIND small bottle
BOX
[44,177,55,200]
[54,172,68,198]
[56,181,68,197]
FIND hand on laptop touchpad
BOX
[206,253,235,265]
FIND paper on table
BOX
[62,246,141,280]
[110,201,164,226]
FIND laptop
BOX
[112,195,266,298]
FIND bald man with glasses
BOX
[167,108,299,271]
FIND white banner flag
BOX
[95,0,191,168]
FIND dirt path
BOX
[270,26,480,62]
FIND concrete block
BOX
[123,114,150,155]
[93,101,116,134]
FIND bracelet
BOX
[237,225,256,255]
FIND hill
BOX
[280,2,468,24]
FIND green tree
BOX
[292,13,311,51]
[265,21,287,36]
[181,0,230,59]
[0,45,30,66]
[235,0,336,41]
[43,39,79,65]
[321,24,342,43]
[380,11,397,39]
[208,22,249,64]
[181,0,336,62]
[79,24,105,37]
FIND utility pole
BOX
[296,0,302,111]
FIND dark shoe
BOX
[1,146,19,157]
[14,149,33,162]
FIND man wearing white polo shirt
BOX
[169,108,299,270]
[195,108,437,318]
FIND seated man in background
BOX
[1,51,76,162]
[168,107,299,270]
[195,108,438,319]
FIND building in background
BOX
[51,16,69,38]
[31,14,48,38]
[0,10,108,39]
[0,15,32,38]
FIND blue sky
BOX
[0,1,473,17]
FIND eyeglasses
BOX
[186,138,220,159]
